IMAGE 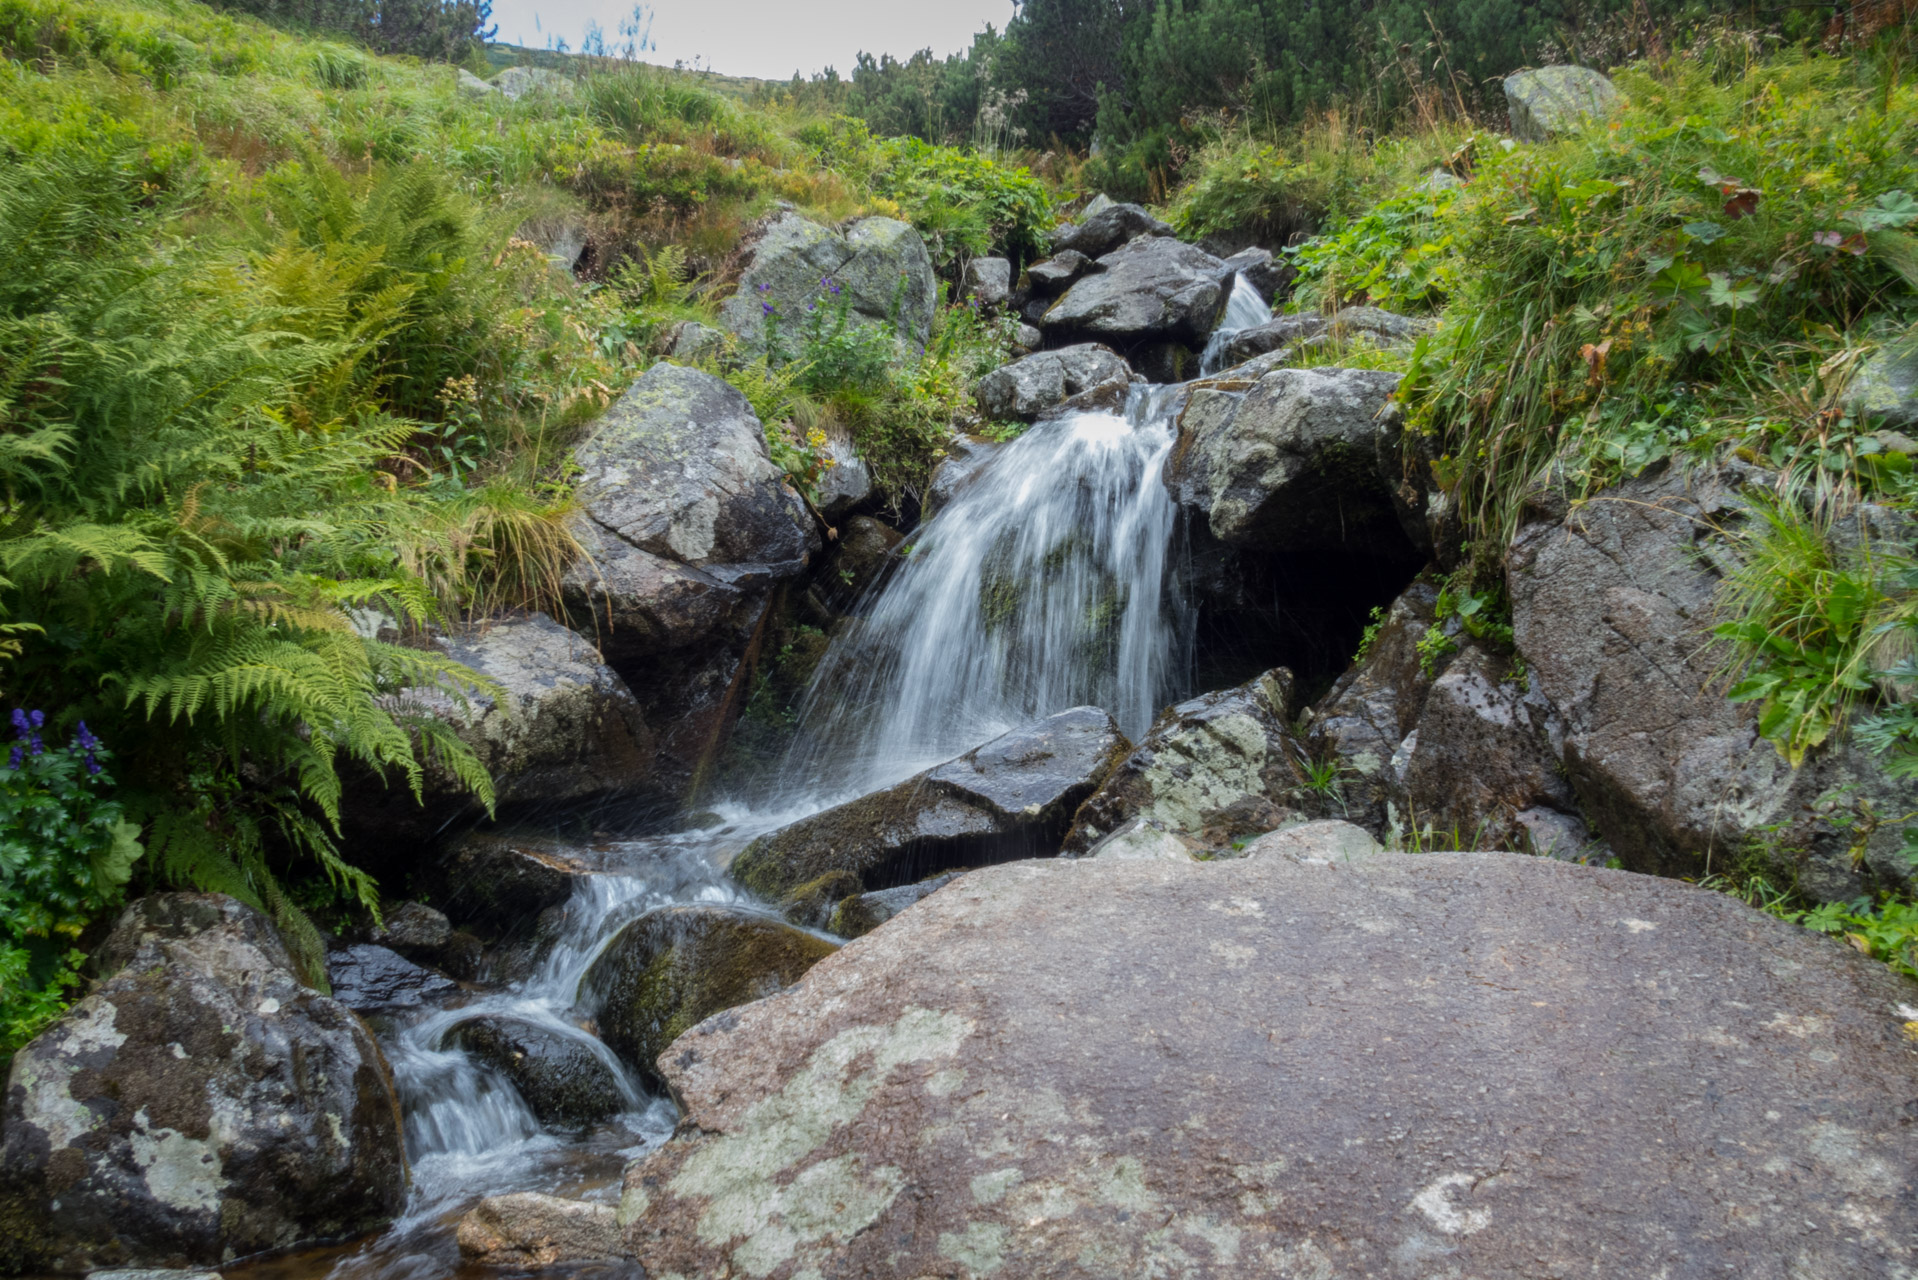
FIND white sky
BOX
[488,0,1017,81]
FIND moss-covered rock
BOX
[825,873,959,940]
[730,706,1130,900]
[579,905,838,1084]
[776,869,864,931]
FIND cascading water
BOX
[768,384,1195,805]
[1198,274,1274,376]
[267,318,1220,1280]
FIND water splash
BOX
[1199,274,1275,376]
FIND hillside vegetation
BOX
[0,0,1913,1059]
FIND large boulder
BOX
[1504,65,1621,142]
[424,831,598,938]
[1165,366,1410,556]
[579,905,838,1084]
[1024,249,1097,296]
[717,213,936,352]
[731,707,1130,899]
[443,1017,628,1131]
[0,895,405,1274]
[1064,669,1310,853]
[559,363,820,800]
[1507,465,1912,899]
[456,1192,623,1267]
[615,848,1918,1279]
[1039,236,1232,351]
[1048,201,1174,260]
[973,344,1134,422]
[489,66,575,101]
[962,256,1011,308]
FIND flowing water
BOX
[1199,274,1275,376]
[249,342,1235,1280]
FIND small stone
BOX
[827,873,959,939]
[456,1192,623,1267]
[1241,819,1382,863]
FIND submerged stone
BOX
[444,1016,627,1131]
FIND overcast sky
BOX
[488,0,1017,81]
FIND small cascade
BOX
[1198,274,1274,376]
[768,385,1196,805]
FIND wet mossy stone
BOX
[729,706,1131,900]
[776,869,865,931]
[826,873,959,940]
[444,1016,626,1131]
[579,904,838,1084]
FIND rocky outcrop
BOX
[456,68,495,98]
[1039,236,1232,362]
[1166,366,1410,557]
[731,707,1130,899]
[456,1192,624,1267]
[560,363,820,801]
[662,318,725,363]
[972,343,1133,421]
[1064,669,1308,853]
[444,1017,628,1130]
[1504,65,1621,142]
[1507,465,1912,899]
[616,848,1918,1279]
[579,905,838,1084]
[0,895,405,1274]
[717,213,937,351]
[1048,201,1174,260]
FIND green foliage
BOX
[209,0,494,62]
[0,714,141,1058]
[1352,604,1387,664]
[1793,896,1918,980]
[1291,185,1462,312]
[866,136,1053,272]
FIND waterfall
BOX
[1198,274,1274,376]
[769,385,1196,805]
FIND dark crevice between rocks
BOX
[856,827,1061,893]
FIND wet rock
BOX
[1166,366,1409,557]
[823,515,902,608]
[616,849,1918,1279]
[826,873,959,939]
[973,343,1133,421]
[1211,313,1328,369]
[1241,817,1382,863]
[1395,643,1580,850]
[325,943,458,1014]
[732,707,1130,899]
[489,66,574,101]
[1064,669,1306,853]
[775,869,864,931]
[0,894,405,1274]
[1508,465,1913,899]
[456,1192,624,1267]
[717,212,936,352]
[1025,249,1097,296]
[89,1270,225,1280]
[1220,246,1294,303]
[1049,201,1175,260]
[1041,236,1232,351]
[962,256,1011,308]
[367,900,451,960]
[444,1016,626,1130]
[1848,343,1918,430]
[428,831,597,937]
[579,905,838,1084]
[921,435,1003,521]
[558,363,820,800]
[1504,65,1621,142]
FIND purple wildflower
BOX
[762,302,775,315]
[10,709,25,736]
[29,733,43,757]
[8,746,20,770]
[74,721,99,752]
[756,282,770,293]
[29,710,43,730]
[84,754,100,776]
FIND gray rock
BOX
[1025,249,1097,296]
[1504,65,1621,142]
[89,1271,224,1280]
[456,1192,624,1267]
[1513,805,1604,862]
[616,849,1918,1279]
[1082,816,1201,862]
[367,900,451,959]
[1507,465,1914,899]
[444,1017,627,1130]
[814,434,871,518]
[1330,304,1433,342]
[1042,236,1232,349]
[0,895,405,1274]
[1064,669,1306,853]
[826,873,959,939]
[775,869,864,931]
[824,515,901,607]
[922,435,1002,520]
[1421,167,1465,193]
[1012,322,1042,351]
[1050,201,1175,261]
[663,319,726,363]
[731,707,1131,899]
[962,256,1011,308]
[325,943,458,1014]
[428,831,599,936]
[1241,818,1382,863]
[1848,343,1918,430]
[717,213,936,352]
[1165,366,1408,554]
[1079,192,1116,220]
[973,343,1133,422]
[579,905,838,1084]
[456,67,495,98]
[1220,246,1293,303]
[489,65,575,101]
[1396,643,1580,850]
[1211,313,1329,369]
